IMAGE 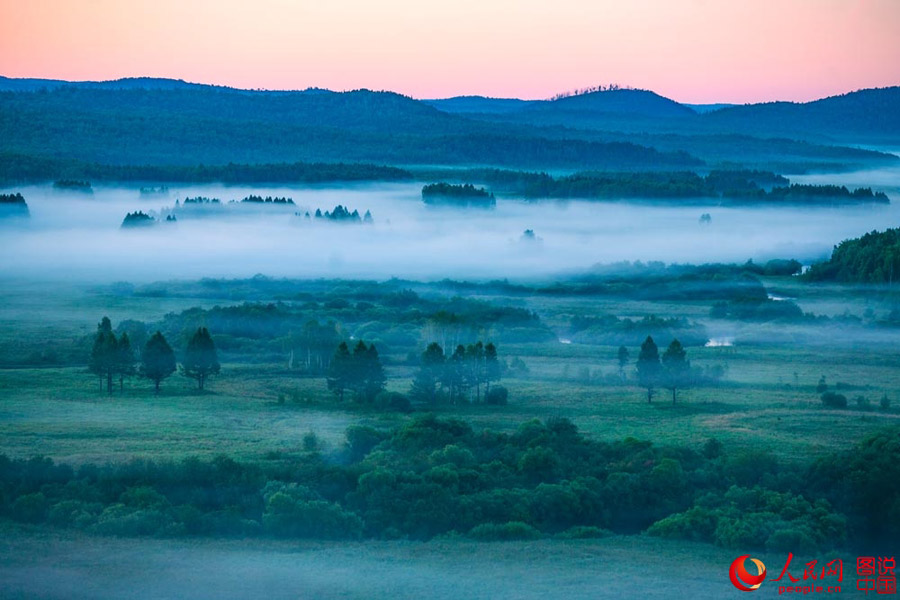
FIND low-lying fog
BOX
[2,165,899,282]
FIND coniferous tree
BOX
[662,339,691,404]
[449,344,468,403]
[409,342,445,404]
[141,331,176,394]
[617,346,630,381]
[350,341,370,401]
[89,317,118,394]
[466,342,486,402]
[484,342,501,394]
[116,332,136,391]
[363,343,387,402]
[327,342,352,401]
[636,336,662,403]
[181,327,220,391]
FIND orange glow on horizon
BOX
[1,0,898,104]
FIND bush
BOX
[468,521,541,541]
[374,391,412,413]
[303,431,319,451]
[48,500,101,528]
[11,492,49,524]
[855,396,872,411]
[821,391,848,408]
[346,425,389,461]
[881,394,891,411]
[484,386,508,405]
[263,493,363,539]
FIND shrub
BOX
[821,391,847,408]
[855,396,872,411]
[468,521,541,541]
[880,394,891,411]
[374,391,412,413]
[11,492,49,523]
[303,431,319,452]
[263,493,362,539]
[816,376,828,393]
[484,386,508,405]
[92,505,177,537]
[48,500,101,528]
[346,425,388,461]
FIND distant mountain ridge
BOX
[0,75,896,169]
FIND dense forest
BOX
[434,169,889,204]
[806,228,900,284]
[0,418,895,552]
[421,183,496,207]
[0,154,413,186]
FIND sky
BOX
[0,0,898,103]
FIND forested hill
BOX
[702,87,900,141]
[0,86,700,169]
[0,79,897,170]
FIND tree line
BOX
[89,317,220,393]
[409,341,503,405]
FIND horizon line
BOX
[3,74,898,106]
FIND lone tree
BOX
[662,339,691,404]
[142,331,176,394]
[326,342,352,401]
[89,317,118,394]
[182,327,220,391]
[617,346,630,381]
[636,336,662,403]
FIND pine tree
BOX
[484,342,501,394]
[363,343,386,402]
[141,331,176,394]
[409,342,445,404]
[617,346,630,381]
[662,339,691,404]
[88,317,118,394]
[326,342,352,401]
[181,327,220,391]
[466,342,485,402]
[116,332,136,391]
[636,336,661,403]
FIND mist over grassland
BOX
[2,164,899,283]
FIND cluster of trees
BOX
[629,336,692,403]
[89,317,219,393]
[52,179,92,192]
[0,192,29,218]
[305,205,372,223]
[569,313,708,347]
[421,183,496,207]
[121,211,156,228]
[409,342,503,405]
[325,341,386,402]
[2,417,894,551]
[806,228,900,284]
[241,195,295,205]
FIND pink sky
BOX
[1,0,898,103]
